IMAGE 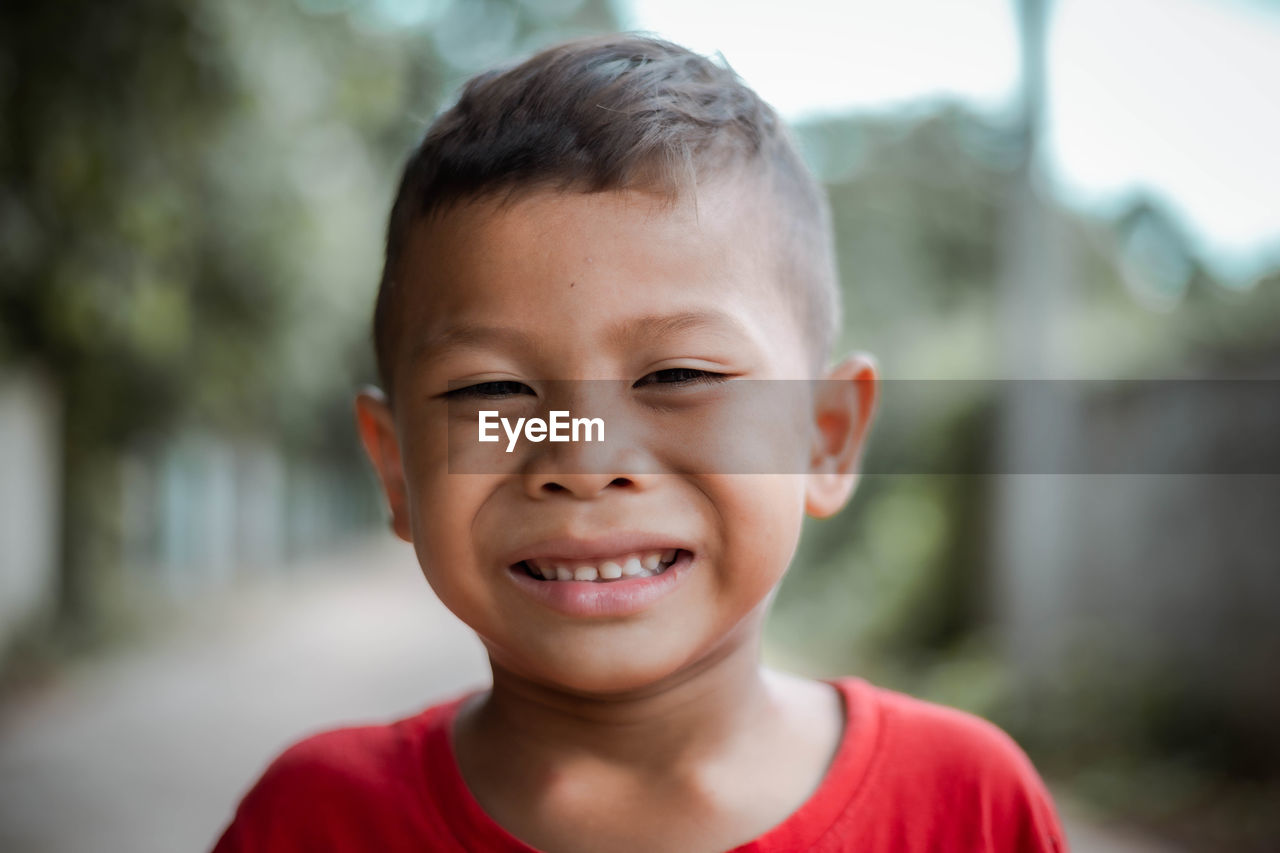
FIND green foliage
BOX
[1,0,618,627]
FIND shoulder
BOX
[211,695,468,852]
[248,715,425,799]
[856,679,1039,780]
[835,677,1067,850]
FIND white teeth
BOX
[525,550,684,582]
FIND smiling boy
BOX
[212,35,1066,852]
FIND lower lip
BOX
[504,552,694,618]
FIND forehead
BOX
[394,178,803,366]
[393,178,808,375]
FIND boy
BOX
[213,34,1066,852]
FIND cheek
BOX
[711,474,808,598]
[399,431,497,610]
[400,409,473,543]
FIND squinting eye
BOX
[633,368,730,388]
[445,380,534,399]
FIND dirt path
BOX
[0,538,1181,852]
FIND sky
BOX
[621,0,1280,282]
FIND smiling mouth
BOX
[516,549,686,582]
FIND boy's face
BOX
[357,177,874,693]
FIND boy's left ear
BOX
[805,353,879,518]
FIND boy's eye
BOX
[445,380,535,399]
[633,368,730,388]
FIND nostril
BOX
[530,474,634,498]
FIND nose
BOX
[518,380,657,500]
[524,470,639,500]
[519,423,657,500]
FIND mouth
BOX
[503,539,696,617]
[515,549,687,583]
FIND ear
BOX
[805,353,879,518]
[354,386,413,542]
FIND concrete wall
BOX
[997,360,1280,756]
[0,368,61,654]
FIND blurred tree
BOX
[1,1,253,626]
[0,0,618,639]
[779,99,1280,676]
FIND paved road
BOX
[0,538,1179,852]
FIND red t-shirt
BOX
[212,677,1066,851]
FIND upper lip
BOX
[502,532,695,567]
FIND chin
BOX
[521,646,693,697]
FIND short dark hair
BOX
[373,33,839,397]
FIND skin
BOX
[356,173,878,853]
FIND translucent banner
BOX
[442,379,1280,475]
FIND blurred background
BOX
[1,1,1278,851]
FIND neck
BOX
[457,613,775,776]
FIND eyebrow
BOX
[410,310,749,364]
[603,310,750,347]
[410,323,542,364]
